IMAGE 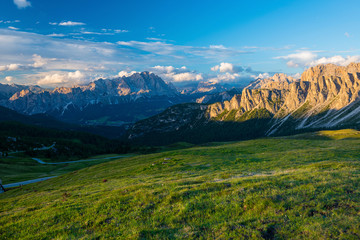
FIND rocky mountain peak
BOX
[301,63,360,82]
[128,62,360,143]
[247,73,297,90]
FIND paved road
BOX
[3,176,56,189]
[32,155,127,165]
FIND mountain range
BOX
[3,63,360,145]
[0,72,236,126]
[127,63,360,144]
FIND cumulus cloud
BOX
[307,55,360,67]
[0,29,251,86]
[0,54,48,72]
[275,51,318,68]
[36,70,85,86]
[5,76,13,82]
[211,62,243,73]
[32,54,47,68]
[13,0,31,9]
[0,63,20,71]
[118,70,138,77]
[276,51,360,68]
[151,65,203,82]
[208,72,241,83]
[252,72,270,79]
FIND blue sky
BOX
[1,0,360,87]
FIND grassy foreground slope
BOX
[0,154,131,184]
[1,130,360,239]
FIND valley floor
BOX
[1,130,360,239]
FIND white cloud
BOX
[307,55,360,67]
[5,76,13,82]
[32,54,47,68]
[8,26,19,30]
[59,21,86,26]
[345,32,350,38]
[171,72,203,82]
[276,51,360,68]
[116,41,247,59]
[0,29,121,74]
[36,70,85,86]
[275,51,318,68]
[8,63,20,71]
[0,63,20,71]
[0,20,20,24]
[151,65,203,82]
[50,21,86,26]
[118,70,138,77]
[209,45,227,49]
[0,29,250,86]
[47,33,66,37]
[114,29,129,33]
[0,54,49,72]
[251,72,270,79]
[13,0,31,9]
[208,72,241,83]
[211,62,243,73]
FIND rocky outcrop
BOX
[128,63,360,142]
[179,81,226,95]
[196,88,241,104]
[1,72,178,115]
[128,103,208,139]
[246,73,297,90]
[208,63,360,127]
[0,83,42,101]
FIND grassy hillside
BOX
[1,130,360,239]
[0,121,131,160]
[0,154,132,184]
[0,105,127,139]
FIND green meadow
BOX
[1,130,360,239]
[0,154,131,184]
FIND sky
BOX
[1,0,360,87]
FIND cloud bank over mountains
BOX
[276,51,360,68]
[1,28,360,88]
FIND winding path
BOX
[32,155,127,165]
[3,176,56,189]
[1,155,129,192]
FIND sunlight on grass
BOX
[318,129,360,140]
[1,133,360,239]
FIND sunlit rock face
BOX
[128,63,360,141]
[2,72,178,115]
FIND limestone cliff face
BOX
[3,72,178,115]
[299,63,360,110]
[129,63,360,141]
[208,88,284,119]
[246,73,297,90]
[208,63,360,132]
